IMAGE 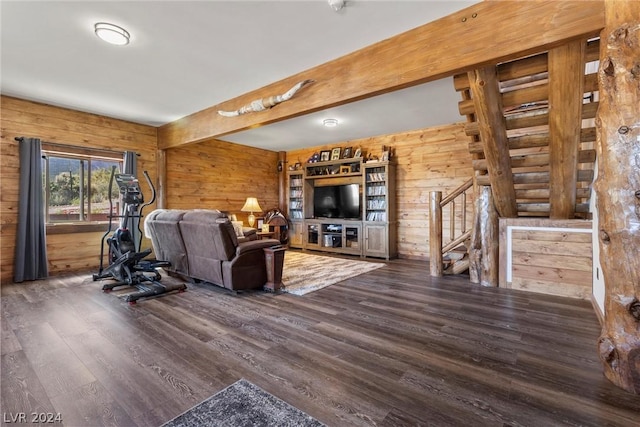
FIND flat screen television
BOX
[313,184,361,219]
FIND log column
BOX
[278,151,287,212]
[157,149,167,209]
[595,0,640,394]
[469,185,499,286]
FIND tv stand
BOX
[286,157,396,259]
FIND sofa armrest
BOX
[235,239,281,257]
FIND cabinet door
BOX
[364,224,387,258]
[289,221,304,247]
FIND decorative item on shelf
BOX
[261,223,270,233]
[343,147,352,158]
[256,217,265,230]
[354,148,362,158]
[366,153,380,163]
[218,79,314,117]
[294,162,301,170]
[340,166,351,174]
[241,197,262,228]
[382,151,390,161]
[331,147,341,160]
[320,150,331,162]
[308,152,320,163]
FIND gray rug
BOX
[162,379,325,427]
[282,251,385,296]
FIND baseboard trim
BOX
[590,294,604,326]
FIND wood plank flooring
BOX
[2,256,639,426]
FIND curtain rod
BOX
[15,137,138,156]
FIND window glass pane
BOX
[90,161,121,221]
[47,157,83,222]
[45,155,121,223]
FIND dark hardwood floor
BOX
[2,257,639,426]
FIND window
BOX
[42,148,122,224]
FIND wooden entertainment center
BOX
[287,157,397,259]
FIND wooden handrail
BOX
[430,178,474,277]
[442,230,472,254]
[440,178,473,206]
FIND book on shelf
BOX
[366,172,386,182]
[366,186,386,196]
[366,212,387,221]
[367,200,386,209]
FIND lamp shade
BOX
[241,197,262,213]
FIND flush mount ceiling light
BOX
[323,118,339,127]
[94,22,130,46]
[328,0,345,12]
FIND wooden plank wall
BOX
[0,96,159,283]
[287,123,473,260]
[0,96,280,284]
[499,218,592,299]
[164,139,279,225]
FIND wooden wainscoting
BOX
[499,218,593,299]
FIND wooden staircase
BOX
[429,178,473,276]
[453,37,599,219]
[430,37,600,278]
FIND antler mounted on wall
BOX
[218,79,315,117]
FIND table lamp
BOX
[241,197,262,228]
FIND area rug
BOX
[282,251,385,296]
[162,379,324,427]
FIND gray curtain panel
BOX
[122,151,139,250]
[14,137,48,282]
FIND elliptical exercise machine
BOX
[93,166,186,304]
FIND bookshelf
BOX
[285,158,396,259]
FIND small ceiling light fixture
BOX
[323,118,339,127]
[328,0,345,12]
[94,22,130,46]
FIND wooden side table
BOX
[263,246,286,292]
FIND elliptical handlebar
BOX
[138,170,156,251]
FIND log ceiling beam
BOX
[157,1,604,150]
[548,40,586,218]
[469,66,518,218]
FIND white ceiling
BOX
[1,0,476,151]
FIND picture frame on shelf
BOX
[256,217,264,230]
[331,147,341,160]
[382,151,390,161]
[320,150,331,162]
[354,148,362,158]
[340,165,351,174]
[342,147,352,158]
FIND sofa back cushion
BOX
[178,210,238,283]
[144,209,189,275]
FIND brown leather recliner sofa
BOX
[144,209,281,292]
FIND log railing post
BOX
[429,191,443,277]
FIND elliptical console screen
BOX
[115,174,143,205]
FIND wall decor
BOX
[343,147,352,158]
[320,150,331,162]
[331,147,341,160]
[218,79,314,117]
